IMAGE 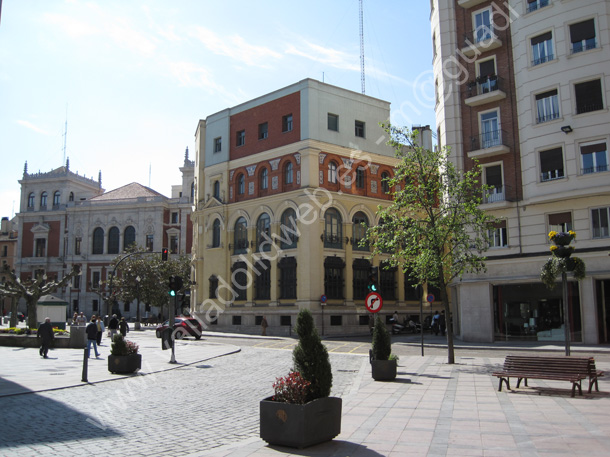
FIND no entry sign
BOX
[365,292,383,313]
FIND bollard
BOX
[81,348,88,382]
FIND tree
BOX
[109,247,193,321]
[365,124,497,364]
[0,264,81,329]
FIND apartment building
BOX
[432,0,610,343]
[191,79,438,335]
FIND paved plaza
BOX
[1,330,609,456]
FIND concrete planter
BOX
[108,354,142,374]
[371,359,397,381]
[0,334,71,348]
[260,396,342,448]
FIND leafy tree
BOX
[109,246,192,320]
[292,309,332,401]
[365,124,497,364]
[0,264,81,329]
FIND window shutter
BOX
[570,19,595,43]
[581,142,606,155]
[548,212,571,225]
[535,89,557,100]
[531,31,552,45]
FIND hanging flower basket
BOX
[551,245,574,258]
[548,230,575,246]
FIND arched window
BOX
[381,171,390,194]
[124,226,136,250]
[108,227,120,254]
[284,162,293,185]
[53,191,61,206]
[213,181,220,200]
[27,193,35,208]
[324,208,342,249]
[234,217,248,254]
[280,208,298,249]
[256,213,271,252]
[328,161,338,184]
[352,211,369,251]
[40,192,48,208]
[237,174,245,195]
[260,168,268,190]
[92,228,104,254]
[190,181,195,201]
[69,192,74,202]
[212,219,221,247]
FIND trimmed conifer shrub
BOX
[371,316,391,361]
[292,309,332,401]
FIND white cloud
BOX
[17,120,50,135]
[190,26,282,68]
[285,41,360,72]
[41,12,98,37]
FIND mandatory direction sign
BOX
[365,292,383,313]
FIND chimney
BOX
[1,217,8,235]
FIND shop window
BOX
[540,147,564,181]
[279,257,297,299]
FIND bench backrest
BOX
[504,355,592,377]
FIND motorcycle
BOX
[390,317,420,334]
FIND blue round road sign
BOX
[426,294,435,303]
[320,295,327,303]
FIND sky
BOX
[0,0,435,220]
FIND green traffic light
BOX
[169,290,176,297]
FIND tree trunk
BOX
[26,296,38,329]
[9,297,18,328]
[439,277,455,364]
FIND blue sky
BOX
[0,0,434,219]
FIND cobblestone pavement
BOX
[0,346,365,456]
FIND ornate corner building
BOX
[432,0,610,343]
[14,154,194,319]
[191,79,437,335]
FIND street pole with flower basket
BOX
[540,230,586,355]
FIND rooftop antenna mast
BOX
[62,105,68,166]
[359,0,365,94]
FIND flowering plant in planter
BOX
[272,371,311,405]
[541,230,585,289]
[110,333,139,356]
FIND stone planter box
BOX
[260,396,342,448]
[371,359,397,381]
[108,354,142,374]
[0,334,71,348]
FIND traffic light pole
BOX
[169,293,177,363]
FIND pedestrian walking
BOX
[75,312,87,326]
[119,317,129,337]
[96,315,105,345]
[439,310,446,336]
[108,314,119,339]
[261,316,268,336]
[431,311,440,335]
[86,316,101,358]
[37,317,54,359]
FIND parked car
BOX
[155,317,202,340]
[7,312,25,322]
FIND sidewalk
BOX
[0,330,241,397]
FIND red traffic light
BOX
[162,248,169,261]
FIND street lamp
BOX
[135,276,141,330]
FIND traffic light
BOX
[367,266,379,292]
[162,248,169,261]
[168,275,183,297]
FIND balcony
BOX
[571,39,597,55]
[461,28,502,58]
[468,130,510,159]
[540,169,564,182]
[526,0,549,13]
[465,75,507,107]
[483,186,506,204]
[576,101,604,115]
[457,0,488,8]
[582,164,608,175]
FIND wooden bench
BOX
[493,355,601,397]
